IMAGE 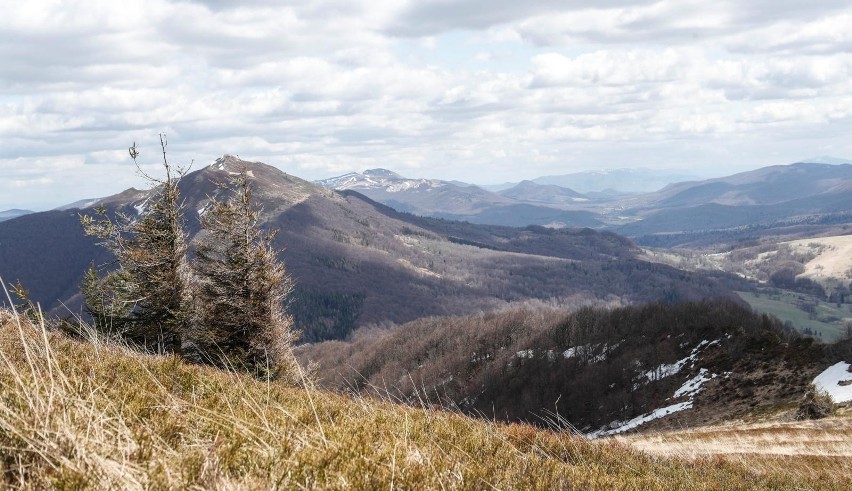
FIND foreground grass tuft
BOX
[0,309,848,490]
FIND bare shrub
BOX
[796,384,835,420]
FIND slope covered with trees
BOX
[302,300,834,432]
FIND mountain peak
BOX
[316,168,412,191]
[363,168,404,179]
[211,154,254,171]
[499,180,586,202]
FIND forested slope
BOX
[302,300,833,433]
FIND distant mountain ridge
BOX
[531,168,703,194]
[476,168,702,194]
[316,160,852,244]
[316,168,603,228]
[0,209,33,222]
[498,180,587,205]
[619,162,852,244]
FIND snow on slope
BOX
[590,340,724,438]
[589,369,718,438]
[316,169,446,193]
[588,402,694,438]
[673,369,716,399]
[813,362,852,403]
[642,339,719,382]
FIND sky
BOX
[2,0,852,211]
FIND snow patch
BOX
[590,341,724,439]
[562,342,619,363]
[588,401,693,438]
[672,368,715,399]
[643,357,691,382]
[813,362,852,403]
[642,339,719,382]
[133,197,150,216]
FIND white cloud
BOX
[1,0,852,209]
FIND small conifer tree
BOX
[193,168,299,380]
[80,134,193,353]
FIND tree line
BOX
[80,135,298,381]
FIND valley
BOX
[736,291,852,343]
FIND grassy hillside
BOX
[619,411,852,485]
[2,309,849,490]
[736,291,852,343]
[622,410,852,459]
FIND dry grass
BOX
[785,235,852,285]
[1,309,849,490]
[618,411,852,484]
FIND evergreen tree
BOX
[80,134,193,353]
[193,169,299,380]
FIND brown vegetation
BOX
[1,309,849,490]
[301,300,826,432]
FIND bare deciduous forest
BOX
[302,300,847,431]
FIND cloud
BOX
[1,0,852,210]
[385,0,652,37]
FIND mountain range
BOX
[616,161,852,246]
[316,169,600,228]
[317,160,852,248]
[0,156,745,343]
[2,154,850,445]
[479,168,703,194]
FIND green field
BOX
[736,290,852,343]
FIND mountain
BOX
[797,155,852,165]
[308,160,852,248]
[317,168,512,215]
[617,162,852,244]
[532,168,702,194]
[0,209,33,222]
[646,162,852,208]
[0,156,746,342]
[497,180,587,205]
[316,169,603,228]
